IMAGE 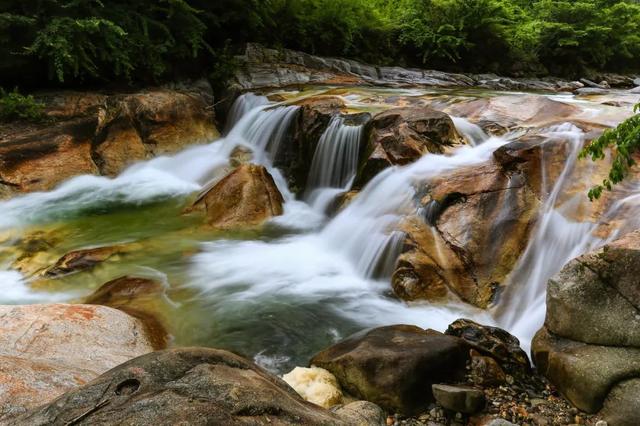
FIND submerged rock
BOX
[84,276,171,350]
[44,245,129,277]
[355,107,464,187]
[190,163,284,229]
[12,348,382,426]
[310,325,470,415]
[0,304,155,421]
[0,82,217,197]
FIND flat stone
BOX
[432,384,485,414]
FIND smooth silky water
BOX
[0,87,638,372]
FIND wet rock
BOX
[44,245,128,277]
[469,351,506,387]
[432,384,485,414]
[84,276,171,350]
[0,304,154,420]
[599,378,640,426]
[0,82,217,197]
[310,325,470,415]
[190,163,284,229]
[392,158,540,307]
[356,107,464,187]
[445,95,580,134]
[544,230,640,346]
[282,366,343,408]
[532,327,640,413]
[445,319,530,376]
[13,348,372,426]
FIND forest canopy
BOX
[1,0,640,89]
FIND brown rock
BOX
[44,245,128,278]
[356,107,464,187]
[12,348,376,426]
[393,158,540,308]
[311,325,470,415]
[191,164,284,229]
[0,304,155,420]
[84,276,171,350]
[0,83,218,197]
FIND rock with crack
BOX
[532,230,640,424]
[355,106,465,188]
[0,304,155,421]
[11,348,385,426]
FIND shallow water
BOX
[0,86,638,373]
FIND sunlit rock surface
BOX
[282,366,343,408]
[0,82,218,197]
[190,164,284,229]
[0,304,155,421]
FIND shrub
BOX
[0,88,45,122]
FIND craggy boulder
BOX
[532,230,640,423]
[0,82,218,197]
[0,304,155,421]
[310,325,470,415]
[190,164,284,229]
[355,107,465,187]
[393,159,540,307]
[12,348,384,426]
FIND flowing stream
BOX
[0,87,638,372]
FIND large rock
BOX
[310,325,470,415]
[532,327,640,414]
[545,230,640,346]
[190,164,284,229]
[0,82,218,197]
[0,304,155,420]
[355,107,465,187]
[392,158,540,307]
[12,348,383,426]
[532,230,640,422]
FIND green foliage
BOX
[0,88,45,122]
[1,0,640,89]
[580,103,640,200]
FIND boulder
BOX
[12,348,382,426]
[431,384,485,414]
[445,319,530,376]
[84,276,171,350]
[331,401,386,426]
[544,230,640,346]
[190,164,284,229]
[355,107,465,187]
[532,327,640,414]
[0,304,155,420]
[392,158,540,307]
[0,83,217,197]
[310,325,470,415]
[532,231,640,421]
[599,378,640,426]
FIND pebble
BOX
[595,422,608,426]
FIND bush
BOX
[0,88,45,122]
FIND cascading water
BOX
[305,116,364,211]
[0,88,638,372]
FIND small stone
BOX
[386,416,394,426]
[595,421,608,426]
[432,384,485,414]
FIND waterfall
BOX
[452,116,489,146]
[2,88,639,372]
